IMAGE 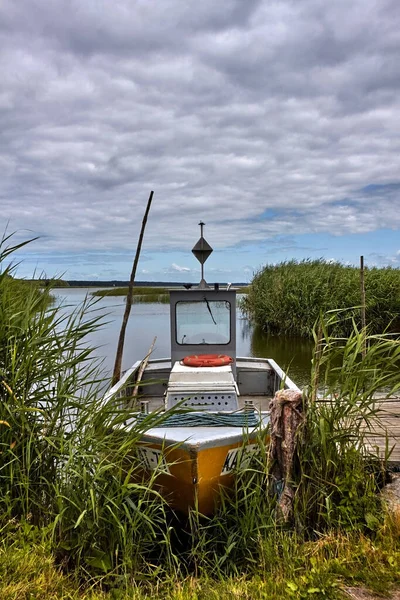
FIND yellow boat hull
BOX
[136,420,269,515]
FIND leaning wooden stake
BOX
[360,255,366,359]
[132,336,157,400]
[310,320,323,404]
[112,190,154,386]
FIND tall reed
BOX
[0,235,173,579]
[181,312,400,576]
[295,312,400,533]
[242,259,400,337]
[0,236,104,523]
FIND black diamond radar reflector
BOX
[192,221,213,264]
[192,221,213,288]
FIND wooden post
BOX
[360,255,366,359]
[112,191,154,386]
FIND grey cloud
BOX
[1,0,400,271]
[0,0,262,58]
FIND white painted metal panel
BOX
[126,413,270,450]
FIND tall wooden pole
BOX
[112,190,154,386]
[360,255,366,358]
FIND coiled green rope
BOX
[137,411,260,428]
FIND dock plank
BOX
[363,398,400,464]
[314,396,400,465]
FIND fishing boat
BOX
[104,223,300,515]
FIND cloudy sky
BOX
[1,0,400,283]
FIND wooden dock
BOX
[365,397,400,465]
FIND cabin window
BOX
[176,300,231,345]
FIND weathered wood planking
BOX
[364,398,400,464]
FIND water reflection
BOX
[250,325,313,388]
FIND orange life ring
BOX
[182,354,233,368]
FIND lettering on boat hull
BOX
[221,443,260,474]
[137,446,170,473]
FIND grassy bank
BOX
[2,526,400,599]
[92,286,170,303]
[242,259,400,337]
[1,236,400,598]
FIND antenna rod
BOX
[199,221,205,281]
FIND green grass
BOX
[1,234,400,598]
[242,259,400,337]
[2,524,400,599]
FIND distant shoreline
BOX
[92,285,249,298]
[36,279,249,289]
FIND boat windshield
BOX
[176,300,231,345]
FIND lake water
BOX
[54,288,314,388]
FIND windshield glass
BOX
[176,300,231,345]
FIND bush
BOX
[242,259,400,337]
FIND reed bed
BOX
[92,286,169,303]
[0,235,173,578]
[242,259,400,337]
[1,236,400,598]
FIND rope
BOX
[136,411,261,428]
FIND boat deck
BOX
[112,357,400,466]
[130,413,271,450]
